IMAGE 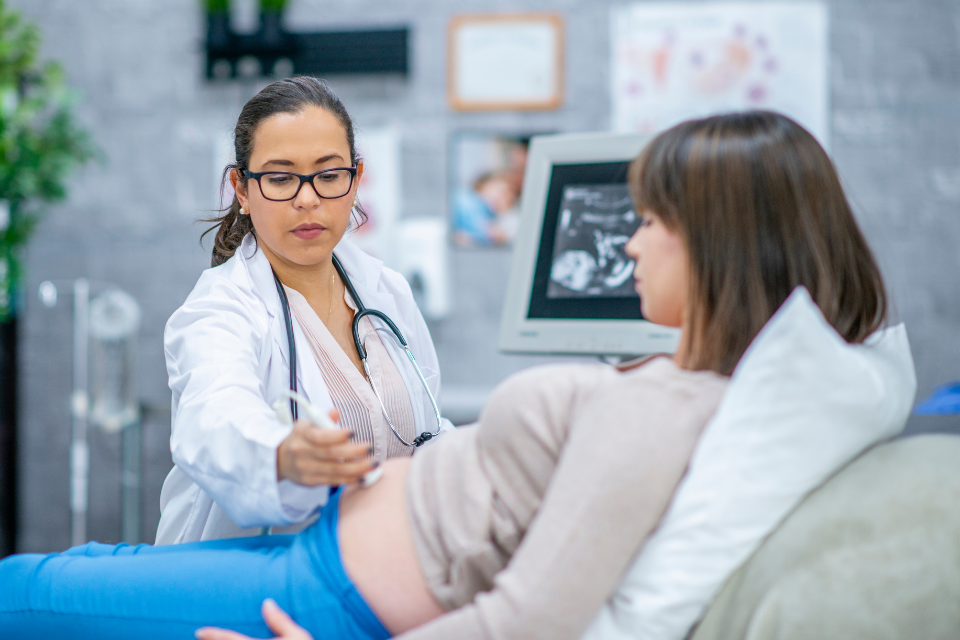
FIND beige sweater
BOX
[401,357,728,640]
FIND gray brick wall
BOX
[9,0,960,551]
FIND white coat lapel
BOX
[239,234,334,415]
[334,239,402,329]
[334,239,404,344]
[334,239,435,437]
[272,311,334,415]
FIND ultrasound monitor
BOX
[499,132,681,356]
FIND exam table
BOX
[690,434,960,640]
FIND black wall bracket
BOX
[205,12,409,79]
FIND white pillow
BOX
[580,287,917,640]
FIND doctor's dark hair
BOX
[630,111,887,376]
[203,76,366,267]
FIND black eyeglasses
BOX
[243,167,358,202]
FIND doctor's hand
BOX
[195,598,314,640]
[277,409,377,486]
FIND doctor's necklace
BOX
[326,271,336,326]
[329,272,334,320]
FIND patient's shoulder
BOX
[486,362,617,414]
[491,358,726,402]
[620,355,728,390]
[602,357,730,421]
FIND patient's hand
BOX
[194,599,314,640]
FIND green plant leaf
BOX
[204,0,231,14]
[0,0,96,317]
[260,0,288,13]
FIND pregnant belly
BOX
[338,457,446,634]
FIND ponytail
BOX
[202,165,255,267]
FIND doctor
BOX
[156,76,452,545]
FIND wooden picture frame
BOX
[448,13,564,111]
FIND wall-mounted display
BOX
[547,184,638,300]
[449,133,531,248]
[448,14,564,111]
[611,2,829,147]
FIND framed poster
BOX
[611,2,829,147]
[448,14,564,111]
[449,133,531,248]
[351,126,402,265]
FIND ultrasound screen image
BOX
[546,184,640,299]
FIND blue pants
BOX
[0,490,390,640]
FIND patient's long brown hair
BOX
[630,111,887,375]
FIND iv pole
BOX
[40,278,141,547]
[70,279,90,548]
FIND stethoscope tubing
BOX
[273,274,299,423]
[272,254,443,447]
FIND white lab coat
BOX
[155,234,452,544]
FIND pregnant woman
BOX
[0,111,886,640]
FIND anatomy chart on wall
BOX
[547,184,639,299]
[611,2,829,147]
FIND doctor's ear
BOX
[355,160,364,183]
[230,168,249,211]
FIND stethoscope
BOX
[272,254,443,447]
